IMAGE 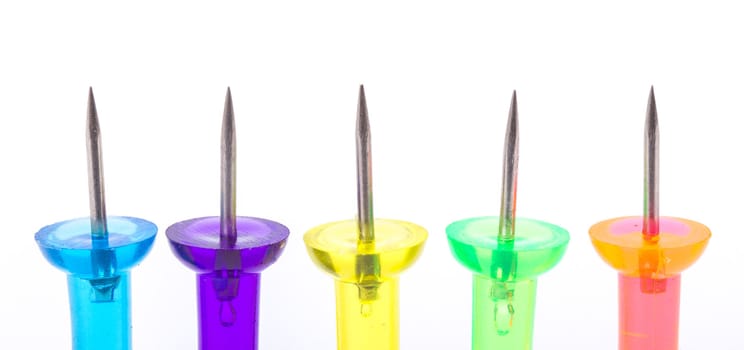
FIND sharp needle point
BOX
[220,87,237,248]
[643,86,659,238]
[498,90,519,242]
[356,84,375,243]
[86,87,108,241]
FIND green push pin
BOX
[446,91,569,350]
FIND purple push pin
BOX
[166,88,289,350]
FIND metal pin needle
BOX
[87,87,109,241]
[643,86,660,238]
[221,87,238,248]
[498,91,519,242]
[356,85,375,243]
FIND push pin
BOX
[589,87,711,350]
[446,91,570,349]
[166,88,289,350]
[35,88,158,350]
[304,85,428,350]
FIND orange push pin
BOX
[589,87,711,350]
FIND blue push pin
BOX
[35,88,157,350]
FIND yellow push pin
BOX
[304,85,428,350]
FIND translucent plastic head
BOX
[36,216,157,278]
[35,216,157,350]
[446,216,568,350]
[590,216,710,349]
[446,216,569,280]
[589,216,710,278]
[304,218,427,282]
[304,218,427,350]
[167,216,289,273]
[166,216,289,350]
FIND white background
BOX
[1,1,742,349]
